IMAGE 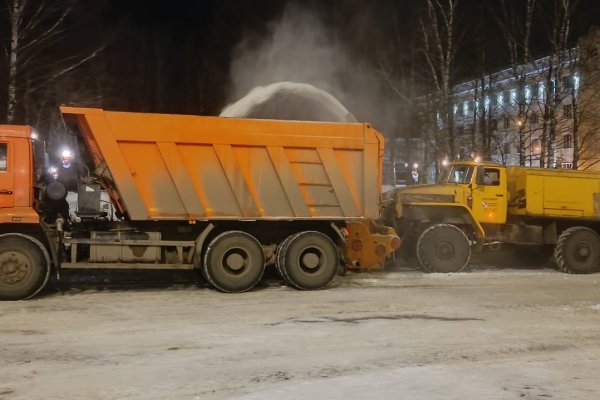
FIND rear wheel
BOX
[0,235,50,301]
[202,231,265,292]
[275,233,298,283]
[278,231,338,290]
[554,227,600,274]
[416,224,471,273]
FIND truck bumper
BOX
[345,220,401,271]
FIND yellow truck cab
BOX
[382,161,600,274]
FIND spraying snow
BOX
[220,81,357,123]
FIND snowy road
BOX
[1,266,600,399]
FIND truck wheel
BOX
[275,233,299,283]
[554,227,600,274]
[278,231,338,290]
[202,231,265,292]
[0,234,50,301]
[416,224,471,273]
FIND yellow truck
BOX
[382,161,600,274]
[0,107,399,300]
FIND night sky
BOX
[1,0,599,131]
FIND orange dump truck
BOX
[0,107,399,300]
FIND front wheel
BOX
[0,234,50,301]
[416,224,471,273]
[554,227,600,274]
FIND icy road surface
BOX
[1,264,600,399]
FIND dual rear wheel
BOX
[276,231,339,290]
[202,230,339,292]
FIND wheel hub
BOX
[223,248,248,274]
[298,247,324,274]
[301,252,320,270]
[435,241,455,260]
[0,252,29,285]
[575,242,591,260]
[225,253,245,270]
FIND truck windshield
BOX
[440,165,474,184]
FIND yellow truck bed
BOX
[60,107,384,222]
[507,166,600,219]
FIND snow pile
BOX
[220,82,356,123]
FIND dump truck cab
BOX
[0,126,36,216]
[0,125,53,300]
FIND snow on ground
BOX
[1,262,600,400]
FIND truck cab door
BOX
[0,141,14,208]
[470,166,507,224]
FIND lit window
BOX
[510,89,517,104]
[538,83,545,102]
[484,96,490,112]
[463,101,469,117]
[525,86,531,103]
[574,74,580,91]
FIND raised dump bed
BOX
[60,107,383,222]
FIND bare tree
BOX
[419,0,462,163]
[1,0,103,124]
[571,27,600,170]
[495,0,538,166]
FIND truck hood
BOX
[386,184,456,204]
[380,183,459,222]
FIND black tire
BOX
[278,231,338,290]
[0,235,50,301]
[202,231,265,292]
[554,227,600,274]
[416,224,471,273]
[275,233,299,283]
